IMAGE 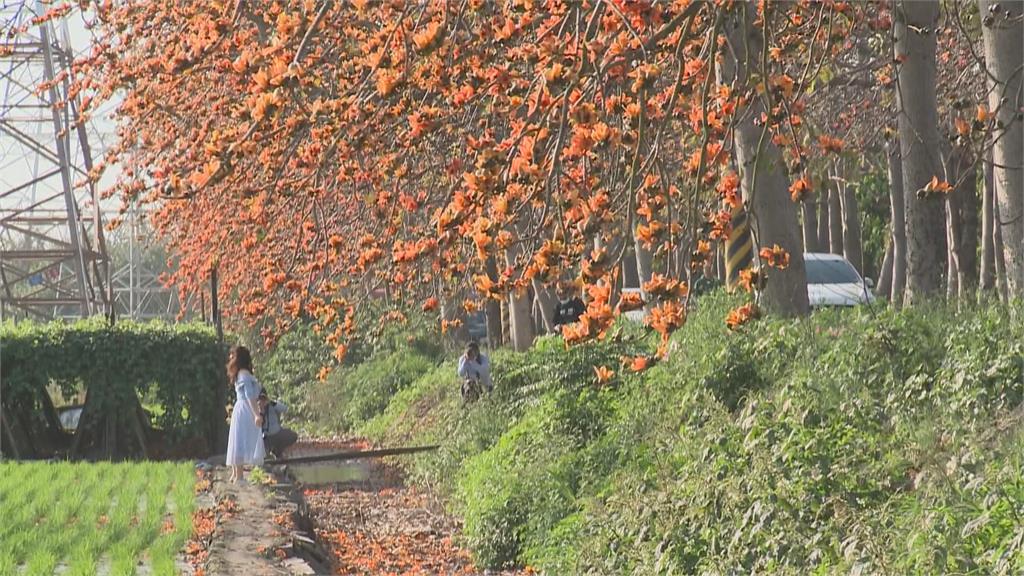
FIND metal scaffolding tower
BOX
[0,2,110,320]
[106,205,184,321]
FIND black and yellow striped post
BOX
[725,204,753,291]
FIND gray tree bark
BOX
[878,237,895,300]
[531,277,558,334]
[944,143,978,299]
[994,196,1011,302]
[839,177,864,274]
[828,183,844,255]
[802,197,820,252]
[484,257,503,346]
[817,195,830,251]
[719,1,809,316]
[960,156,980,291]
[895,0,946,303]
[634,240,654,295]
[980,150,996,293]
[887,140,908,307]
[947,200,962,300]
[508,290,534,351]
[504,248,535,351]
[979,0,1024,296]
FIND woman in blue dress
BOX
[225,345,266,483]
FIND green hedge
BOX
[0,318,223,443]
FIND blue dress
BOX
[225,372,266,466]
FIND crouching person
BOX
[458,341,492,403]
[258,391,298,459]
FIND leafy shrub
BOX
[316,297,1024,573]
[0,319,222,445]
[304,349,436,433]
[257,322,331,412]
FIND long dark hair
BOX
[227,345,253,384]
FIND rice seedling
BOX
[0,461,195,575]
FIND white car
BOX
[804,252,875,307]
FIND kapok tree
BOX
[63,0,871,363]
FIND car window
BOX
[805,259,861,284]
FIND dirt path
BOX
[194,441,527,575]
[196,465,328,576]
[289,440,529,576]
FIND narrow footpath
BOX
[195,441,530,575]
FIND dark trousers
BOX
[264,428,298,458]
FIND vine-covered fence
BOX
[0,319,224,460]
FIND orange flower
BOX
[818,135,845,154]
[616,291,645,313]
[646,300,686,339]
[635,221,663,248]
[593,365,614,384]
[317,366,332,381]
[738,267,765,293]
[921,175,953,196]
[726,302,760,330]
[333,344,347,362]
[622,354,657,373]
[716,172,741,208]
[788,175,812,202]
[441,318,463,334]
[642,274,688,301]
[412,20,443,53]
[421,297,439,312]
[955,116,970,136]
[759,244,790,269]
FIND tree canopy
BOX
[41,0,1019,361]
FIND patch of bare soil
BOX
[196,465,330,576]
[292,440,531,576]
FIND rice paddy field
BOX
[0,461,195,576]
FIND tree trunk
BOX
[508,289,535,352]
[499,298,510,346]
[947,200,961,301]
[887,140,908,306]
[946,143,977,299]
[622,245,640,289]
[484,257,503,346]
[979,0,1024,296]
[0,407,21,459]
[716,242,725,281]
[828,183,844,255]
[994,196,1011,302]
[817,195,830,251]
[943,140,962,300]
[839,177,864,274]
[959,159,980,293]
[878,237,895,300]
[981,150,996,293]
[895,0,946,303]
[802,197,819,252]
[634,240,654,295]
[531,278,558,334]
[504,246,535,351]
[719,1,809,316]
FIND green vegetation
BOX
[298,294,1024,574]
[0,319,223,442]
[0,461,195,576]
[260,309,445,432]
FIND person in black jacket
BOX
[553,282,586,329]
